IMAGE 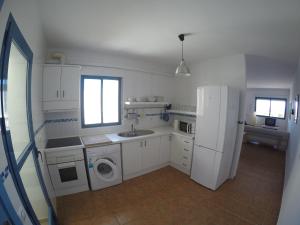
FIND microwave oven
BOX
[179,121,195,134]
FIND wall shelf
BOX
[167,110,196,117]
[124,101,169,109]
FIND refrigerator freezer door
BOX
[195,86,221,150]
[191,145,215,189]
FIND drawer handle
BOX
[184,148,189,151]
[184,141,190,144]
[182,163,187,167]
[183,156,188,159]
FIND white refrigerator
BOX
[191,85,240,190]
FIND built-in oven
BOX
[45,137,89,196]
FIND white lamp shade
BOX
[175,59,191,77]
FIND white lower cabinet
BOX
[122,136,171,180]
[122,140,143,177]
[142,137,160,170]
[122,133,192,180]
[159,135,171,165]
[170,134,193,175]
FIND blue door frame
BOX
[0,14,57,225]
[0,176,23,225]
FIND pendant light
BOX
[175,34,191,77]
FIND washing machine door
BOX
[93,157,119,182]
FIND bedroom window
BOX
[255,97,287,119]
[81,75,121,128]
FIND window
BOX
[255,97,287,119]
[81,75,121,127]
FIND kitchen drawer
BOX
[182,139,193,150]
[180,158,191,170]
[182,146,192,155]
[182,153,192,162]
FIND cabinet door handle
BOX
[56,90,59,98]
[184,148,189,152]
[62,90,65,98]
[144,140,146,148]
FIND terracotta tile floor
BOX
[57,143,285,225]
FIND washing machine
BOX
[86,144,122,190]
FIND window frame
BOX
[81,75,122,128]
[254,97,287,119]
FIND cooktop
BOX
[46,136,82,148]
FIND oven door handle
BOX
[57,162,76,169]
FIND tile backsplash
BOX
[45,108,172,139]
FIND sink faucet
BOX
[131,123,136,134]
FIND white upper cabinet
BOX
[60,67,80,101]
[43,65,81,111]
[43,66,61,101]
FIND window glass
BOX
[82,76,121,127]
[83,79,102,125]
[255,99,270,117]
[103,79,119,123]
[270,100,286,119]
[255,97,286,119]
[6,41,30,159]
[19,152,49,220]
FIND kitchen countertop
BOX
[82,126,194,147]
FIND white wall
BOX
[277,58,300,225]
[45,50,175,138]
[245,88,290,131]
[246,55,296,89]
[173,54,247,177]
[0,0,51,222]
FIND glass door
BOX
[0,15,56,225]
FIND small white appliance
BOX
[45,137,89,196]
[86,144,122,190]
[191,86,240,190]
[178,120,195,134]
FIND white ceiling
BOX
[246,55,297,89]
[38,0,300,67]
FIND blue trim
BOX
[0,14,57,225]
[0,166,9,183]
[0,0,4,11]
[81,75,122,128]
[34,120,47,136]
[16,143,34,170]
[46,118,78,123]
[0,179,23,225]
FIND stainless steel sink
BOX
[118,129,154,137]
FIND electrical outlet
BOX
[17,206,27,223]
